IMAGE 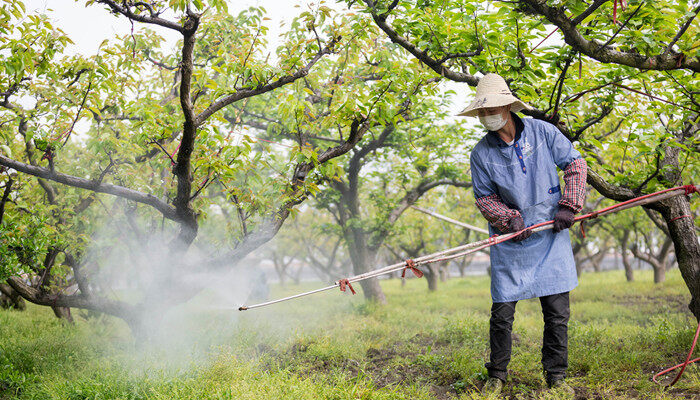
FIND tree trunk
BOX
[425,264,439,291]
[621,231,634,282]
[292,272,301,285]
[457,254,473,277]
[357,278,386,302]
[653,264,666,284]
[275,266,286,287]
[622,253,634,282]
[51,306,73,323]
[0,283,26,310]
[659,195,700,319]
[439,264,448,282]
[347,230,386,303]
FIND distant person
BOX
[249,267,269,302]
[459,73,587,397]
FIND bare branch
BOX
[62,81,92,146]
[149,140,176,165]
[367,178,472,252]
[145,53,178,70]
[644,208,670,236]
[380,0,400,18]
[594,2,644,53]
[586,168,635,202]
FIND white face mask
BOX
[479,113,507,131]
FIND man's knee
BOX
[540,292,570,324]
[490,301,517,328]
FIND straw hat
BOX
[457,73,533,117]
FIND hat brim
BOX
[456,94,533,117]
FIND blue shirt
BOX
[470,114,581,302]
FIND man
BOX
[459,73,587,396]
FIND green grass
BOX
[0,269,698,399]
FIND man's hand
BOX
[507,214,532,242]
[553,207,575,233]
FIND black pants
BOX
[485,292,570,384]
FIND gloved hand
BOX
[507,214,532,242]
[553,206,575,233]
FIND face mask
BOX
[479,113,507,131]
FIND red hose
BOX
[652,320,700,387]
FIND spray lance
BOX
[238,185,698,311]
[237,185,700,388]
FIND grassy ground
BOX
[0,269,698,399]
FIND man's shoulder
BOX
[521,116,558,135]
[471,135,492,157]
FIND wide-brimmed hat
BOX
[457,73,533,117]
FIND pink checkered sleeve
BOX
[475,194,520,232]
[558,158,587,213]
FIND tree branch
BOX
[362,1,479,84]
[194,37,339,126]
[571,0,610,26]
[95,0,184,32]
[366,178,472,252]
[644,207,670,236]
[520,0,700,72]
[0,176,12,225]
[171,14,201,244]
[214,118,372,265]
[7,276,136,321]
[664,3,700,55]
[586,167,635,202]
[629,242,659,268]
[0,155,178,221]
[572,105,612,140]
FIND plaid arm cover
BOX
[475,194,520,232]
[558,157,588,213]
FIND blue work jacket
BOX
[470,113,581,303]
